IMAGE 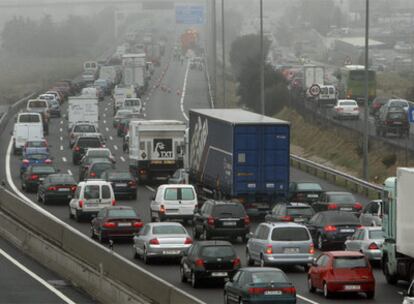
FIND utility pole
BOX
[363,0,369,180]
[260,0,265,115]
[211,0,217,102]
[221,0,226,107]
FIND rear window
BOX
[339,101,357,106]
[19,114,40,123]
[164,188,195,200]
[28,101,47,108]
[27,141,46,147]
[390,100,408,107]
[108,209,136,218]
[181,188,195,200]
[84,185,100,199]
[74,125,96,133]
[325,213,359,224]
[333,257,367,269]
[91,163,112,174]
[251,271,288,284]
[125,99,140,106]
[88,150,110,157]
[78,138,101,147]
[388,112,405,120]
[271,227,310,241]
[296,183,322,191]
[287,207,314,216]
[369,230,384,239]
[328,194,355,204]
[212,204,245,217]
[152,225,186,235]
[32,166,55,174]
[50,176,75,184]
[200,246,235,258]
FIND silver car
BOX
[359,200,383,227]
[344,226,384,261]
[69,123,98,147]
[133,222,192,264]
[246,222,314,271]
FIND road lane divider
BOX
[113,145,118,151]
[67,169,72,175]
[62,157,67,163]
[179,60,190,122]
[145,185,156,192]
[120,156,125,162]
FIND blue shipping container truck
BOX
[189,109,290,216]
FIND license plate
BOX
[211,272,227,277]
[115,183,127,187]
[58,188,69,192]
[340,207,352,211]
[86,203,98,207]
[344,285,360,290]
[393,122,402,125]
[284,248,299,253]
[264,290,282,295]
[117,222,131,227]
[222,222,236,226]
[341,229,355,233]
[294,218,304,222]
[162,250,180,255]
[307,194,318,198]
[39,178,44,181]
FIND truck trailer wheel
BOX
[383,256,398,284]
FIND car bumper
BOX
[364,249,382,261]
[327,280,375,293]
[263,253,313,265]
[102,228,140,239]
[207,227,249,237]
[146,245,191,258]
[241,295,297,304]
[113,187,136,196]
[159,213,194,220]
[195,269,238,280]
[337,112,359,118]
[45,192,73,202]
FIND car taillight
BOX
[133,221,143,228]
[248,287,267,295]
[103,221,116,228]
[47,186,57,191]
[74,146,80,152]
[22,159,29,164]
[149,238,160,245]
[30,174,39,180]
[71,185,77,192]
[232,257,241,267]
[324,225,337,232]
[139,169,146,175]
[111,199,116,206]
[368,242,379,250]
[90,172,96,177]
[309,243,315,254]
[128,180,137,188]
[336,107,343,112]
[354,202,363,210]
[357,225,363,229]
[353,107,359,111]
[78,200,83,208]
[327,203,338,210]
[265,245,273,254]
[195,258,204,267]
[184,237,193,245]
[44,159,52,164]
[159,205,166,213]
[280,215,293,222]
[207,216,215,226]
[280,287,296,295]
[244,215,250,225]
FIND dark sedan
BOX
[37,174,77,204]
[288,182,323,203]
[100,170,137,200]
[312,191,362,214]
[21,164,58,192]
[306,210,361,250]
[90,206,143,243]
[265,202,315,224]
[224,267,297,304]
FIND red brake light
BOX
[184,237,193,245]
[354,202,363,210]
[103,221,116,228]
[78,200,83,208]
[139,169,146,175]
[244,215,250,225]
[133,221,143,228]
[149,238,160,245]
[309,243,315,254]
[47,186,57,191]
[280,215,293,222]
[71,185,77,192]
[74,146,80,152]
[90,172,96,177]
[111,199,116,206]
[207,216,215,226]
[159,205,166,213]
[327,203,338,210]
[44,159,52,164]
[195,258,204,267]
[265,245,273,254]
[357,225,363,229]
[280,287,296,295]
[324,225,337,232]
[22,159,30,164]
[232,257,241,267]
[128,180,137,188]
[368,242,379,250]
[248,287,266,295]
[30,174,39,180]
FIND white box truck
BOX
[67,97,99,131]
[129,120,186,183]
[122,53,147,95]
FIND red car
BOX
[308,251,375,299]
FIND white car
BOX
[403,279,414,304]
[82,148,116,164]
[150,184,197,223]
[122,98,142,114]
[69,180,115,222]
[386,99,409,112]
[333,99,359,120]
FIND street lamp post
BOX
[221,0,226,107]
[363,0,369,180]
[260,0,265,115]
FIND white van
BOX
[150,184,197,223]
[317,85,337,107]
[122,98,142,114]
[13,113,44,154]
[69,180,115,222]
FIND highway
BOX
[0,51,407,304]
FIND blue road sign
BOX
[175,5,204,25]
[409,107,414,123]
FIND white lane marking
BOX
[113,145,118,151]
[104,108,107,111]
[0,248,76,304]
[109,136,113,141]
[60,121,63,125]
[145,185,156,192]
[103,113,106,118]
[59,128,63,132]
[103,120,107,124]
[297,295,320,304]
[105,127,109,132]
[180,60,190,121]
[143,113,147,117]
[62,157,67,163]
[60,146,63,151]
[67,169,72,175]
[120,156,125,162]
[60,136,63,141]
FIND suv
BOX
[72,135,104,165]
[150,184,198,222]
[69,123,98,147]
[375,106,409,138]
[68,180,115,221]
[265,202,315,224]
[246,222,314,271]
[192,200,250,242]
[312,191,362,214]
[288,182,323,203]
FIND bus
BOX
[338,65,376,104]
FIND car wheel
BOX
[132,246,139,259]
[69,207,74,219]
[223,292,229,304]
[366,291,375,299]
[143,248,151,265]
[308,276,315,293]
[180,266,187,283]
[203,228,210,240]
[90,226,96,239]
[192,225,199,240]
[241,234,248,243]
[246,249,254,266]
[74,210,80,222]
[238,297,244,304]
[303,264,310,272]
[383,256,398,284]
[36,192,42,203]
[191,271,199,288]
[317,234,325,251]
[98,231,107,243]
[323,282,331,298]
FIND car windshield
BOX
[251,271,288,284]
[152,225,186,235]
[108,172,132,179]
[212,204,245,217]
[124,99,140,107]
[19,114,40,123]
[108,209,137,218]
[296,183,322,191]
[328,194,355,204]
[200,245,235,258]
[77,138,101,147]
[271,227,310,241]
[74,125,96,133]
[390,100,408,107]
[333,257,367,269]
[287,207,314,216]
[369,230,385,240]
[27,154,48,160]
[32,166,55,174]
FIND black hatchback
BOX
[37,174,77,204]
[100,170,137,200]
[288,182,323,203]
[21,164,58,192]
[192,200,250,242]
[72,135,104,165]
[265,202,315,224]
[180,240,240,288]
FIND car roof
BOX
[147,222,184,227]
[327,251,365,257]
[208,200,242,206]
[363,226,382,231]
[262,222,309,228]
[90,160,112,165]
[104,205,133,210]
[325,191,353,195]
[78,180,111,186]
[48,173,74,178]
[197,240,232,246]
[158,184,194,189]
[239,267,284,273]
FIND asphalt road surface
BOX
[0,51,407,304]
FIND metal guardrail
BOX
[290,154,382,200]
[203,48,215,109]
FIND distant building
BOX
[331,37,385,66]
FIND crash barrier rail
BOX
[0,187,203,304]
[203,48,215,109]
[290,154,382,200]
